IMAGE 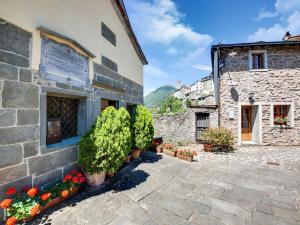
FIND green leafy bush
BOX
[79,106,134,174]
[133,105,154,151]
[203,128,234,151]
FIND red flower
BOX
[61,190,69,198]
[27,187,38,198]
[72,176,79,184]
[30,204,40,216]
[70,169,77,175]
[0,199,12,209]
[22,186,30,193]
[6,187,16,196]
[79,177,86,183]
[6,217,17,225]
[41,193,51,201]
[64,174,72,180]
[76,172,83,177]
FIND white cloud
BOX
[166,47,179,56]
[275,0,300,14]
[248,24,286,42]
[144,64,170,78]
[193,64,212,71]
[254,7,278,21]
[126,0,212,46]
[249,0,300,42]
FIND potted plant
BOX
[283,117,288,125]
[131,105,154,159]
[203,128,234,152]
[163,143,177,157]
[79,125,106,188]
[274,117,284,125]
[177,149,197,162]
[1,172,85,224]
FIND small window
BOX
[102,56,118,72]
[101,99,118,112]
[47,96,78,144]
[126,104,137,116]
[249,50,267,70]
[102,22,116,46]
[273,105,290,125]
[252,53,264,69]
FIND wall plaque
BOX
[40,36,89,88]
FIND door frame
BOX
[238,102,262,146]
[241,105,252,141]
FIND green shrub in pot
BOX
[203,128,234,151]
[132,105,154,158]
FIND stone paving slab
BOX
[27,146,300,225]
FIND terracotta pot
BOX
[131,149,141,159]
[163,149,177,157]
[177,153,193,162]
[125,155,131,163]
[204,144,213,152]
[106,172,115,178]
[156,145,163,153]
[84,171,106,187]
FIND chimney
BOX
[283,31,291,41]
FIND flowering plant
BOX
[163,143,173,149]
[0,169,85,225]
[177,149,197,157]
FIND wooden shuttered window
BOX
[102,56,118,72]
[274,105,288,119]
[102,22,116,46]
[252,53,265,69]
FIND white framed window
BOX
[270,103,294,128]
[249,50,268,71]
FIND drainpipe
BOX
[217,47,221,127]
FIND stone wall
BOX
[219,45,300,145]
[153,108,218,144]
[0,19,144,221]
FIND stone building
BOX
[0,0,146,219]
[212,40,300,146]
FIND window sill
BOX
[249,69,269,72]
[46,136,80,149]
[271,125,293,130]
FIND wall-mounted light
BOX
[249,92,255,103]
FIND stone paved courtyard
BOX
[29,146,300,225]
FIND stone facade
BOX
[216,45,300,145]
[153,108,218,144]
[0,19,144,221]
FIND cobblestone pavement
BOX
[29,146,300,225]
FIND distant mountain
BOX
[144,85,176,108]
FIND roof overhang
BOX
[112,0,148,65]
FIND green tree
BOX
[133,105,154,151]
[159,96,184,114]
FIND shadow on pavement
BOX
[27,151,161,225]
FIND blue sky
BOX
[125,0,300,95]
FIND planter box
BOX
[203,144,213,152]
[177,154,193,162]
[21,187,79,223]
[163,149,177,157]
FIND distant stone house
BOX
[212,37,300,146]
[0,0,146,218]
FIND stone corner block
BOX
[0,144,22,169]
[28,146,78,176]
[2,80,39,108]
[17,109,39,125]
[19,68,32,82]
[23,141,39,158]
[0,63,18,80]
[0,126,39,145]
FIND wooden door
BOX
[241,106,252,141]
